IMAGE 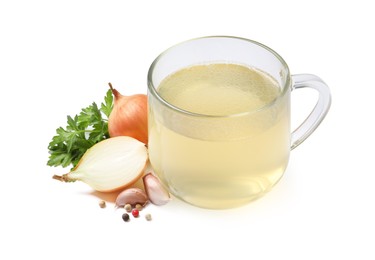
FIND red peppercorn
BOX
[132,208,139,218]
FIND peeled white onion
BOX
[53,136,148,192]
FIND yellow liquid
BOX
[149,63,290,209]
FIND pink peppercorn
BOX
[132,209,139,218]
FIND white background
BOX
[1,0,374,259]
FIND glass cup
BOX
[147,36,331,209]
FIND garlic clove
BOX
[115,188,148,208]
[143,173,171,206]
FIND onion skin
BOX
[108,83,148,144]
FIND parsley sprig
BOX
[47,89,113,168]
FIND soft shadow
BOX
[81,178,146,203]
[87,190,122,203]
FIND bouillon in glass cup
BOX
[147,36,331,209]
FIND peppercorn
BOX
[132,209,139,218]
[122,213,130,222]
[145,213,152,221]
[135,204,143,211]
[124,204,132,212]
[99,200,106,208]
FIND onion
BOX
[108,83,148,144]
[53,136,148,192]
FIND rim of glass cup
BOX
[147,36,291,118]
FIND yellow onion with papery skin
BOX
[108,83,148,144]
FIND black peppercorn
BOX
[122,213,130,222]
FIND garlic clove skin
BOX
[143,173,171,206]
[115,188,148,208]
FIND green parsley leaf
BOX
[101,89,114,118]
[47,89,113,168]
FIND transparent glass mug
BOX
[147,36,331,209]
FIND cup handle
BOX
[290,74,331,150]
